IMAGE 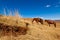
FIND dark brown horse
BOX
[32,18,43,24]
[45,20,56,27]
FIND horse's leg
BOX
[36,21,39,24]
[32,19,34,24]
[49,24,50,27]
[40,22,42,24]
[54,23,56,27]
[41,21,43,25]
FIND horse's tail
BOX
[54,22,56,27]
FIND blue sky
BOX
[0,0,60,20]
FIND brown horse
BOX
[32,18,43,24]
[45,20,56,27]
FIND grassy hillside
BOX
[0,15,60,40]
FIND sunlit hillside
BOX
[0,15,60,40]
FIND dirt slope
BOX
[0,16,60,40]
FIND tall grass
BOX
[3,8,22,18]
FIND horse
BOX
[45,20,56,27]
[32,18,43,24]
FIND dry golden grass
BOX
[0,15,60,40]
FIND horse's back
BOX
[46,20,54,23]
[33,18,40,21]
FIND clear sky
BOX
[0,0,60,20]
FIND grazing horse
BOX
[45,20,56,27]
[32,18,43,24]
